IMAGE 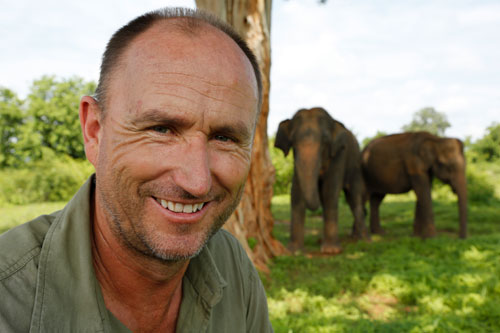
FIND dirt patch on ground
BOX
[305,251,342,258]
[359,293,399,321]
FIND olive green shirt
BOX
[0,177,273,332]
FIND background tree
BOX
[0,88,24,168]
[402,107,450,136]
[195,0,287,271]
[0,78,96,205]
[469,122,500,162]
[15,76,96,162]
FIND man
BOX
[0,7,273,332]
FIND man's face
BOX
[91,22,258,261]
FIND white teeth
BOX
[183,204,193,213]
[156,198,204,213]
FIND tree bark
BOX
[195,0,287,272]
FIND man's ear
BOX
[79,96,102,168]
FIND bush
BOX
[431,165,496,204]
[269,137,294,195]
[0,149,94,205]
[466,165,497,204]
[469,122,500,162]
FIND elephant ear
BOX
[418,139,437,167]
[275,119,292,156]
[435,138,464,165]
[330,127,348,158]
[456,138,465,154]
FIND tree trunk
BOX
[195,0,287,272]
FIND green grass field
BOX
[1,202,65,234]
[267,193,500,332]
[2,188,499,332]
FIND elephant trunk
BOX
[295,142,322,211]
[453,174,468,239]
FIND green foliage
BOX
[402,107,451,136]
[17,76,96,161]
[0,88,24,167]
[466,167,496,204]
[0,148,94,205]
[469,161,500,199]
[247,237,258,250]
[361,130,388,149]
[0,76,96,168]
[468,122,500,162]
[266,172,500,332]
[269,136,294,195]
[431,163,497,204]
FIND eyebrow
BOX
[131,109,253,142]
[130,109,193,128]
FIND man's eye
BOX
[150,125,170,134]
[214,135,231,142]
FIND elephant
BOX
[361,131,467,239]
[275,107,369,254]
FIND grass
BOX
[1,202,65,234]
[266,192,500,332]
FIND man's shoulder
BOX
[0,212,61,331]
[0,211,59,279]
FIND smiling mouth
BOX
[154,197,205,213]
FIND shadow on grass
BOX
[267,195,500,332]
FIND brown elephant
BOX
[275,107,369,254]
[361,131,467,239]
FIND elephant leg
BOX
[411,176,436,238]
[289,178,306,253]
[345,188,369,240]
[369,193,386,234]
[320,180,343,254]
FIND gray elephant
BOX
[361,131,467,238]
[275,107,369,254]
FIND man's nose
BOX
[173,136,212,198]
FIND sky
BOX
[1,0,499,141]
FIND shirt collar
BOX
[175,234,228,333]
[184,241,227,308]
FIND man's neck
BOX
[91,200,189,332]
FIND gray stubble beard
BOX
[98,176,246,264]
[143,183,246,263]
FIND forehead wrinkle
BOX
[155,71,255,100]
[151,82,251,110]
